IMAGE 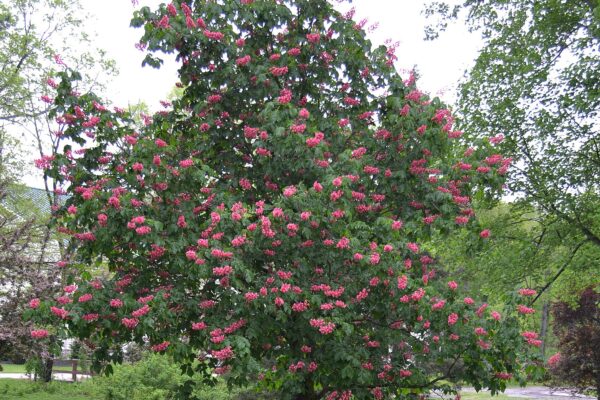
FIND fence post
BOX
[72,359,77,382]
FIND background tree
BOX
[431,202,600,358]
[29,1,539,398]
[0,0,115,380]
[424,0,600,299]
[0,177,62,380]
[0,0,115,193]
[548,286,600,399]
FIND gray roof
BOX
[1,185,69,218]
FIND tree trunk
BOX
[540,302,549,359]
[40,357,53,382]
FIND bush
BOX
[90,353,260,400]
[92,354,182,400]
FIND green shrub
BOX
[91,354,181,400]
[90,353,262,400]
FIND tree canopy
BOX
[425,0,600,302]
[27,1,539,398]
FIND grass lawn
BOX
[0,364,27,373]
[0,379,101,400]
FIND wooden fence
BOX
[52,359,93,381]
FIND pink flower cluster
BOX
[31,329,49,339]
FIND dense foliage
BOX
[548,286,600,399]
[28,1,538,398]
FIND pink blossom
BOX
[517,304,536,314]
[356,288,369,301]
[213,265,233,276]
[179,159,193,168]
[236,55,251,66]
[78,293,93,303]
[432,300,446,310]
[203,30,224,41]
[397,275,408,290]
[391,220,403,230]
[521,331,538,340]
[291,124,306,134]
[211,346,235,360]
[110,298,123,308]
[447,281,458,290]
[407,242,419,253]
[299,108,310,119]
[51,306,69,319]
[283,186,297,197]
[97,213,108,226]
[369,253,380,265]
[547,352,561,367]
[455,216,469,225]
[319,322,336,335]
[480,229,491,238]
[135,226,152,235]
[132,304,150,317]
[29,298,40,309]
[336,237,350,249]
[269,66,288,76]
[292,301,309,312]
[278,89,292,104]
[192,321,207,330]
[31,329,49,339]
[83,313,99,321]
[474,327,488,336]
[448,313,459,326]
[151,341,170,352]
[518,288,537,296]
[231,235,246,247]
[306,33,320,43]
[122,318,138,329]
[464,297,475,305]
[411,287,425,301]
[476,303,488,316]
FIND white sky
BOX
[83,0,479,108]
[23,0,480,188]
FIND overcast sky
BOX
[23,0,480,188]
[83,0,479,108]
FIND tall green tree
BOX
[425,0,600,295]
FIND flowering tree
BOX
[28,0,539,398]
[0,180,61,381]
